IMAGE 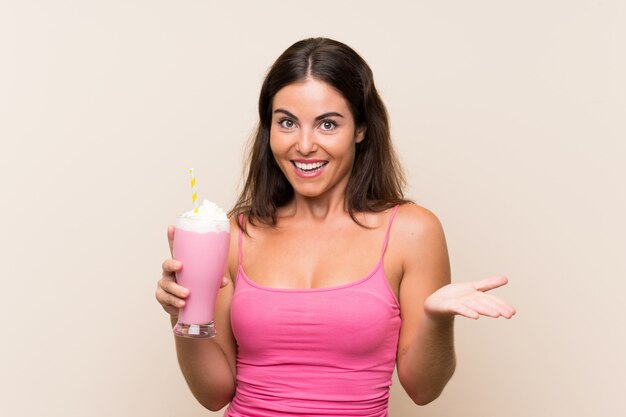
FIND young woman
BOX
[156,37,515,417]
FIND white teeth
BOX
[294,161,327,171]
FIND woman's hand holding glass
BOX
[155,226,229,321]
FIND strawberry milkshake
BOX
[173,200,230,338]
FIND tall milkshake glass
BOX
[173,200,230,338]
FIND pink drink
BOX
[173,200,230,338]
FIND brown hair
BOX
[230,37,410,231]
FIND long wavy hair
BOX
[230,37,409,231]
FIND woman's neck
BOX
[280,193,349,222]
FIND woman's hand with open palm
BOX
[424,276,516,321]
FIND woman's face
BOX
[269,78,365,199]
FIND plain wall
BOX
[1,1,624,416]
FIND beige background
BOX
[1,1,624,416]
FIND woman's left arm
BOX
[395,204,515,406]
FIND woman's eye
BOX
[320,120,336,130]
[279,119,295,129]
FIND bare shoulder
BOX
[229,213,244,232]
[393,202,450,288]
[226,215,242,283]
[393,202,445,246]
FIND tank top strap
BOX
[380,204,401,257]
[237,213,244,267]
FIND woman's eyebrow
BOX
[315,112,344,121]
[273,108,344,121]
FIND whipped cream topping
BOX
[176,200,229,233]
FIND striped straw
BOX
[189,168,198,214]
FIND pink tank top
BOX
[225,205,402,417]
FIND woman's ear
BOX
[355,126,367,143]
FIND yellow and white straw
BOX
[189,168,198,214]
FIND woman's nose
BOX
[295,128,316,155]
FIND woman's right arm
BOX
[155,222,239,411]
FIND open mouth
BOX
[292,161,329,173]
